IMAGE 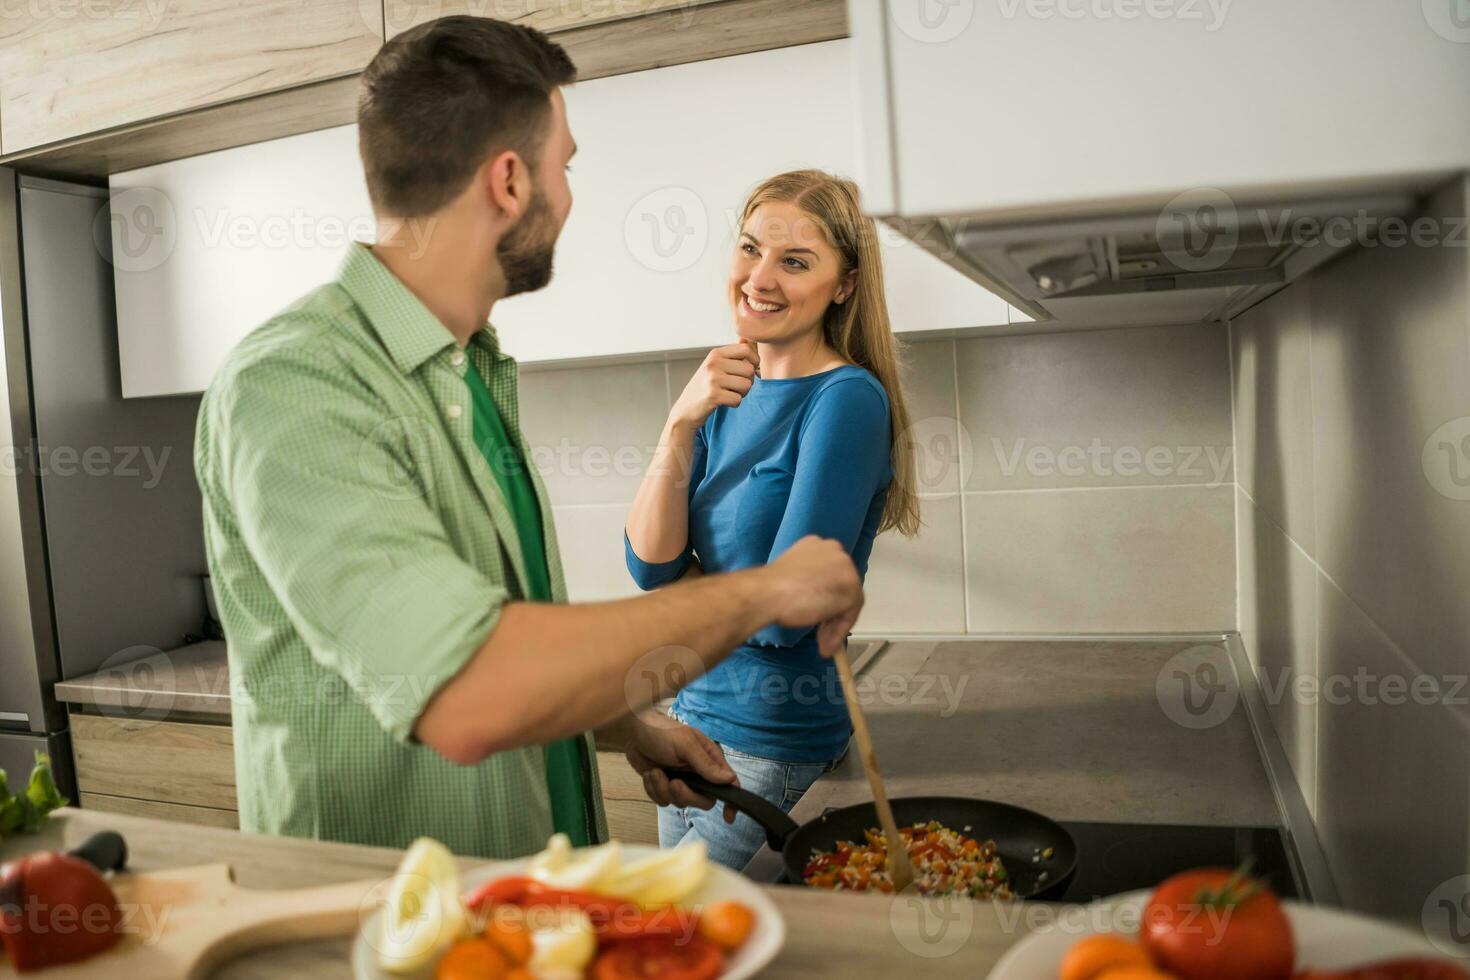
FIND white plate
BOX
[352,845,785,980]
[989,889,1442,979]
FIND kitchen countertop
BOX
[54,640,232,718]
[0,808,1049,978]
[746,637,1278,881]
[50,638,887,746]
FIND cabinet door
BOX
[859,1,1470,222]
[111,39,1010,397]
[0,1,383,153]
[492,38,1010,362]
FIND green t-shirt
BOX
[464,358,593,847]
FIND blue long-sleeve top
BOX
[625,364,892,762]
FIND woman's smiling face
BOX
[729,201,853,344]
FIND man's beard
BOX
[497,190,558,297]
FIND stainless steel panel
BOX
[17,177,208,680]
[0,167,59,733]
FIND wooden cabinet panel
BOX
[604,798,659,846]
[0,0,384,153]
[383,0,723,39]
[79,792,239,829]
[71,713,237,811]
[596,749,658,844]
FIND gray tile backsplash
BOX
[525,328,1238,636]
[957,323,1234,492]
[1231,174,1470,922]
[517,359,669,506]
[965,485,1235,633]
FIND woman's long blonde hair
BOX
[739,169,920,537]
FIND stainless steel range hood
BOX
[887,191,1420,328]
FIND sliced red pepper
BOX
[911,842,956,862]
[466,877,698,940]
[802,853,844,877]
[464,875,538,911]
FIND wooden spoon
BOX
[831,645,916,894]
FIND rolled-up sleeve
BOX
[211,345,508,742]
[624,531,692,589]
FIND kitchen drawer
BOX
[603,798,660,847]
[78,792,239,830]
[596,749,658,845]
[70,713,237,811]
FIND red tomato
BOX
[1141,867,1293,980]
[592,935,724,980]
[1298,959,1470,980]
[0,852,123,972]
[600,905,701,943]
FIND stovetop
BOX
[778,815,1303,902]
[1049,819,1300,902]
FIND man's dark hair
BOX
[358,16,577,218]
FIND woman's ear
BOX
[834,269,858,305]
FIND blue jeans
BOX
[658,714,842,870]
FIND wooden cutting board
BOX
[0,863,387,979]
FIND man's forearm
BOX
[414,566,776,764]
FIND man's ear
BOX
[481,148,532,221]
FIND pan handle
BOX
[663,769,800,852]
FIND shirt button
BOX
[450,351,466,367]
[447,404,463,420]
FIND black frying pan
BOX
[668,771,1078,900]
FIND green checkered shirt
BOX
[194,242,606,857]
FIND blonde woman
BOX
[624,169,920,869]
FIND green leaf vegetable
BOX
[0,752,68,839]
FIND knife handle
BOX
[70,831,128,873]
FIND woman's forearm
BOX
[625,419,698,563]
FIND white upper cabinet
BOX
[111,39,1011,398]
[853,1,1470,222]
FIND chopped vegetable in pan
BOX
[801,821,1015,898]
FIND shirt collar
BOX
[338,242,508,375]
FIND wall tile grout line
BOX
[951,337,971,633]
[961,481,1234,497]
[1237,481,1470,734]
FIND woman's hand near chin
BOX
[669,342,759,431]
